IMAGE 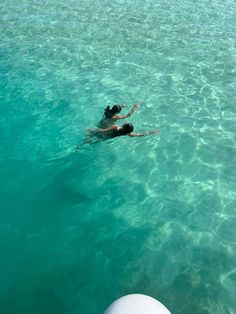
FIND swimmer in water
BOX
[78,122,160,148]
[97,103,140,128]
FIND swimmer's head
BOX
[104,104,122,118]
[111,105,122,114]
[121,122,134,134]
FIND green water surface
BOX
[0,0,236,313]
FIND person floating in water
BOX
[97,102,140,128]
[78,122,159,148]
[75,103,160,150]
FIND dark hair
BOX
[104,105,122,118]
[121,122,134,135]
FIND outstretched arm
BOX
[113,102,140,119]
[128,130,160,137]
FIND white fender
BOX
[104,294,171,314]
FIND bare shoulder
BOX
[103,125,119,132]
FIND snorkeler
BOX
[97,102,140,128]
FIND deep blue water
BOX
[1,0,236,313]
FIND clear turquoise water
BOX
[1,0,236,313]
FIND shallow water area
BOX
[0,0,236,313]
